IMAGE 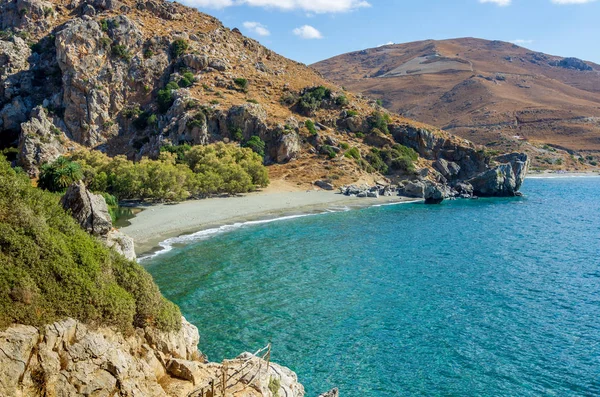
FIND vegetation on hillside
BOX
[58,142,269,202]
[0,155,181,332]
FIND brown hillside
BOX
[313,38,600,169]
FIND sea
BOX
[143,176,600,396]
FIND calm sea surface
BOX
[144,177,600,396]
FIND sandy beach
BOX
[121,190,417,255]
[527,171,600,178]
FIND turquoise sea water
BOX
[144,178,600,396]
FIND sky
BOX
[179,0,600,65]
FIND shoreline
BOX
[120,190,419,256]
[527,171,600,178]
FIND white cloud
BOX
[551,0,597,3]
[510,39,534,45]
[479,0,512,6]
[293,25,323,39]
[378,41,394,47]
[242,21,270,36]
[184,0,371,13]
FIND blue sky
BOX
[181,0,600,65]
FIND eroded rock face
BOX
[18,106,66,176]
[424,182,445,204]
[61,181,113,236]
[0,317,306,397]
[105,229,137,261]
[468,153,530,197]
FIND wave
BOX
[139,199,422,261]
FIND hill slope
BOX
[313,38,600,169]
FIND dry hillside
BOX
[314,38,600,170]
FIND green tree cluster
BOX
[0,156,181,332]
[365,144,418,175]
[68,142,269,201]
[297,86,331,115]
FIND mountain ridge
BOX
[313,37,600,170]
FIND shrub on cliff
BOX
[38,156,83,192]
[0,155,181,332]
[244,135,266,158]
[297,86,331,115]
[171,39,188,58]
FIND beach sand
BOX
[527,171,600,178]
[121,190,417,255]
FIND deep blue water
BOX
[145,178,600,396]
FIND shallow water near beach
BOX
[144,178,600,396]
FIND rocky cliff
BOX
[0,0,528,197]
[0,317,305,397]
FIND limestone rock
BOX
[105,229,137,261]
[468,153,529,197]
[60,181,113,236]
[315,180,334,190]
[424,182,445,204]
[401,180,425,198]
[319,388,340,397]
[145,317,201,361]
[275,132,301,163]
[18,106,66,176]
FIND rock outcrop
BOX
[0,317,305,397]
[468,153,529,197]
[18,106,66,176]
[61,181,137,260]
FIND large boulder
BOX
[400,180,425,198]
[18,106,66,176]
[275,132,301,163]
[60,181,113,236]
[424,182,445,204]
[468,153,529,197]
[105,229,137,261]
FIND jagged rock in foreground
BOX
[61,181,137,260]
[0,317,304,397]
[319,389,340,397]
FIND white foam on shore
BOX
[139,199,421,261]
[527,175,600,179]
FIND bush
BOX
[0,155,181,332]
[321,145,337,159]
[160,144,192,164]
[244,136,266,158]
[344,147,361,160]
[346,110,359,117]
[298,86,331,115]
[234,78,249,91]
[38,157,83,192]
[133,111,156,130]
[231,127,243,142]
[187,111,205,130]
[178,72,195,88]
[100,19,109,32]
[157,82,179,113]
[305,119,317,135]
[336,95,349,106]
[111,45,131,62]
[171,39,188,58]
[340,142,350,150]
[368,111,391,135]
[366,149,388,174]
[143,49,154,59]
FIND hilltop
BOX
[1,1,528,197]
[313,38,600,170]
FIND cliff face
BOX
[0,317,305,397]
[0,0,528,196]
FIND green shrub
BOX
[346,110,359,117]
[340,142,350,150]
[368,111,391,135]
[355,132,365,138]
[269,377,281,397]
[178,72,195,88]
[247,99,259,104]
[157,82,179,113]
[344,147,361,160]
[234,78,249,91]
[231,127,243,142]
[336,95,349,106]
[38,157,83,192]
[298,86,331,115]
[171,39,188,58]
[100,19,109,32]
[0,155,181,332]
[187,111,205,130]
[133,111,156,130]
[366,149,388,174]
[376,99,384,106]
[244,136,266,158]
[280,91,298,106]
[305,119,317,135]
[321,145,337,159]
[143,49,154,59]
[160,144,192,164]
[111,44,131,62]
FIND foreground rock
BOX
[468,153,529,197]
[61,181,136,260]
[0,317,305,397]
